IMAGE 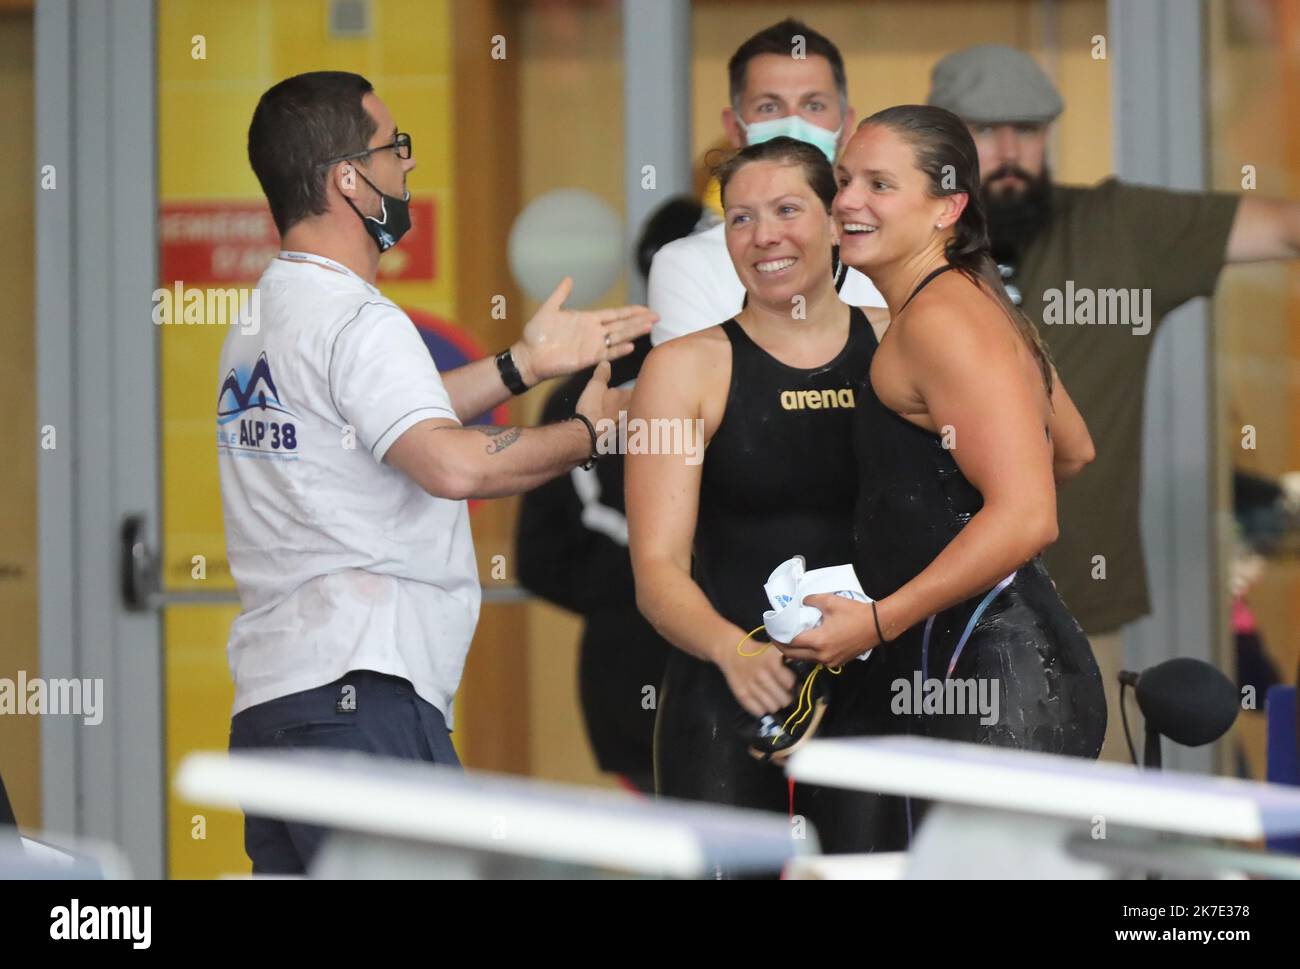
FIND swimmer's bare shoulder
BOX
[896,271,1052,425]
[902,273,1040,381]
[636,323,731,433]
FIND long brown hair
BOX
[862,104,1053,395]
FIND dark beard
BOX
[981,162,1053,266]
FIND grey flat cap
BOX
[927,44,1063,124]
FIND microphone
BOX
[1119,658,1239,768]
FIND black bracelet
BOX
[871,600,890,644]
[570,413,598,470]
[495,348,529,396]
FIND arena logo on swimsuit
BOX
[780,388,855,410]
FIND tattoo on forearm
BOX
[469,424,522,454]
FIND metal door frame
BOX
[36,0,165,877]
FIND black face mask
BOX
[345,168,411,252]
[981,161,1053,267]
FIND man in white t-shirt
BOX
[223,71,652,874]
[648,18,886,345]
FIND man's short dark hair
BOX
[248,71,377,235]
[727,18,848,113]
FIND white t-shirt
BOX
[216,255,480,724]
[647,222,886,345]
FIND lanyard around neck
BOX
[277,250,373,289]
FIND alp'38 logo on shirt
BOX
[216,352,299,458]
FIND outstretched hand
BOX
[512,276,656,385]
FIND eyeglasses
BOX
[317,132,412,169]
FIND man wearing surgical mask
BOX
[648,19,887,345]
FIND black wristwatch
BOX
[495,347,529,396]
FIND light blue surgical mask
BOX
[738,113,842,163]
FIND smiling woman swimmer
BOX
[778,106,1106,847]
[627,138,900,875]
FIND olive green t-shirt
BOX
[1018,178,1239,634]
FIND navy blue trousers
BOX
[228,669,461,875]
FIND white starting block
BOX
[0,828,132,879]
[177,751,810,878]
[787,735,1300,879]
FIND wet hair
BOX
[728,18,848,113]
[715,136,837,212]
[861,104,1053,394]
[248,71,377,235]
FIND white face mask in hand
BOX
[762,555,873,660]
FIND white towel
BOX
[761,555,874,660]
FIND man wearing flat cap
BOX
[929,43,1300,762]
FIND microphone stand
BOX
[1123,670,1165,879]
[1143,724,1162,770]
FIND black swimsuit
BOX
[852,266,1106,800]
[654,308,900,868]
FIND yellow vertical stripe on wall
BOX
[164,606,246,878]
